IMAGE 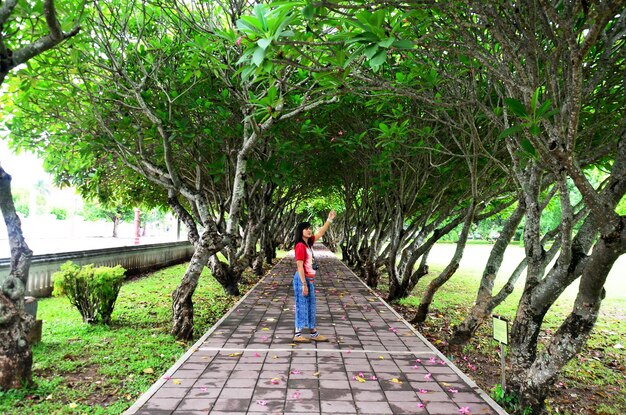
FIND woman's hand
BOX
[328,210,336,222]
[302,284,309,296]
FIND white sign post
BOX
[492,315,509,389]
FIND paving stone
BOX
[151,387,189,399]
[175,398,213,411]
[218,387,254,399]
[211,398,251,412]
[320,400,357,413]
[424,401,466,414]
[319,379,350,389]
[135,409,173,415]
[284,400,321,413]
[389,401,428,414]
[319,388,353,401]
[125,247,505,415]
[355,401,393,413]
[141,398,181,410]
[224,377,257,388]
[352,390,386,402]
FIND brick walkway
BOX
[124,247,508,415]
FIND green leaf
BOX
[520,138,537,156]
[392,39,413,49]
[370,50,387,68]
[529,123,540,136]
[302,5,315,19]
[498,124,525,139]
[257,38,271,50]
[504,98,528,117]
[531,88,540,115]
[363,45,379,60]
[378,37,395,48]
[252,46,266,66]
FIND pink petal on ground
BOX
[370,375,377,380]
[459,407,471,414]
[254,352,261,357]
[290,370,302,375]
[415,358,422,363]
[163,375,171,380]
[257,400,268,406]
[429,357,437,363]
[448,388,458,393]
[439,360,446,365]
[270,378,280,384]
[291,391,301,399]
[419,389,428,393]
[417,403,425,408]
[424,373,432,380]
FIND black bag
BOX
[310,247,319,270]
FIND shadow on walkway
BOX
[124,246,508,415]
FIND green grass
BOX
[0,264,260,415]
[395,262,626,415]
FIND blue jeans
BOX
[293,273,316,331]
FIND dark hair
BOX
[293,221,313,248]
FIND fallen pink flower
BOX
[459,407,471,414]
[415,358,422,363]
[413,365,419,369]
[417,403,425,408]
[439,360,446,365]
[424,373,432,380]
[429,357,437,363]
[257,400,268,406]
[291,391,301,399]
[290,370,302,375]
[370,375,377,380]
[254,352,261,357]
[448,388,458,393]
[163,375,172,380]
[235,37,242,46]
[418,389,428,394]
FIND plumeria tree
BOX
[0,0,82,390]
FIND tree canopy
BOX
[1,0,625,412]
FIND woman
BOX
[292,211,336,343]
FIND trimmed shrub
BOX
[52,261,126,324]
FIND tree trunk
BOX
[252,253,264,276]
[171,245,212,340]
[208,257,242,296]
[449,202,525,346]
[0,167,35,390]
[412,202,475,324]
[112,216,119,238]
[364,259,379,289]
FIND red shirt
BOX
[295,236,316,278]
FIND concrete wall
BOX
[0,241,194,297]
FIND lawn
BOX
[0,264,262,415]
[390,245,626,415]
